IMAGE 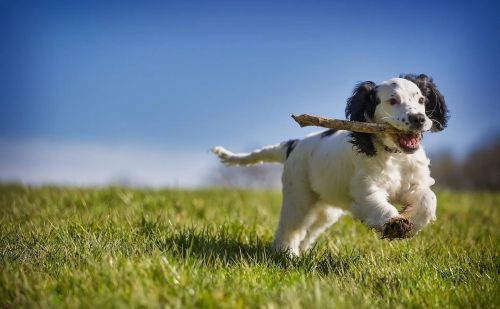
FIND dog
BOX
[212,74,448,256]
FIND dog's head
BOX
[345,74,448,156]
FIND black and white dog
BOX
[213,74,448,256]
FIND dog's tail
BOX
[212,139,299,166]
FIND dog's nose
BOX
[408,113,426,130]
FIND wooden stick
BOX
[291,114,411,134]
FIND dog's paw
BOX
[382,216,413,240]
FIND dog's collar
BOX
[374,137,401,154]
[384,145,401,154]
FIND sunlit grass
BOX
[1,185,498,308]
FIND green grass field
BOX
[1,185,498,308]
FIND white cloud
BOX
[0,139,216,187]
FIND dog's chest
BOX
[378,159,405,199]
[376,156,425,200]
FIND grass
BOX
[0,185,499,308]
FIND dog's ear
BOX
[401,74,449,132]
[345,81,379,156]
[345,81,378,122]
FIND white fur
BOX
[213,78,437,256]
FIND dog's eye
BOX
[418,97,425,104]
[389,98,399,105]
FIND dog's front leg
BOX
[350,191,406,236]
[350,178,411,239]
[400,187,437,233]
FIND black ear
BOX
[401,74,449,132]
[345,81,379,156]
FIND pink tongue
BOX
[400,136,419,147]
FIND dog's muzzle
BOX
[408,113,426,130]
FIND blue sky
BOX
[1,1,499,186]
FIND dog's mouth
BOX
[392,132,421,153]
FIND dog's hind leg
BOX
[299,206,345,253]
[272,183,318,256]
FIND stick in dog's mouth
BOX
[291,114,419,135]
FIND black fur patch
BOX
[350,133,377,156]
[320,129,338,138]
[345,81,379,156]
[400,73,449,132]
[285,139,299,159]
